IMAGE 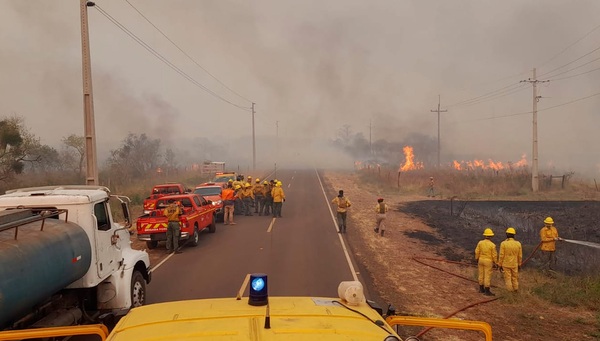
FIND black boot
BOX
[479,285,485,293]
[484,287,495,296]
[374,227,379,233]
[380,230,385,237]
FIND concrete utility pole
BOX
[252,102,256,171]
[80,0,98,185]
[521,68,549,192]
[369,119,372,155]
[430,95,447,168]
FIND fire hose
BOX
[409,238,598,339]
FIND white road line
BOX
[149,252,174,273]
[315,169,359,282]
[267,217,276,232]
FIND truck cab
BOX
[0,185,151,330]
[143,183,189,214]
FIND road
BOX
[146,169,363,303]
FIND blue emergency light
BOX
[248,273,268,306]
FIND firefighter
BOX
[427,177,435,197]
[475,228,497,295]
[498,227,522,292]
[331,190,351,233]
[253,178,264,214]
[271,181,285,218]
[163,199,182,254]
[262,181,273,216]
[233,184,243,214]
[241,183,255,216]
[373,198,388,236]
[540,217,562,271]
[221,183,236,225]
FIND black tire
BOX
[190,225,200,247]
[146,241,158,249]
[130,270,146,308]
[208,214,217,233]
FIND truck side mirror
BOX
[121,202,131,228]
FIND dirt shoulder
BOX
[322,170,599,341]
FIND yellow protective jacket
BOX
[331,196,351,213]
[499,238,523,268]
[540,226,559,251]
[163,204,181,222]
[239,188,254,200]
[374,203,388,214]
[271,187,285,203]
[253,185,265,196]
[475,239,497,263]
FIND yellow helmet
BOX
[263,181,268,185]
[277,181,282,186]
[256,178,260,183]
[245,183,251,187]
[482,228,494,237]
[228,179,233,183]
[544,217,554,225]
[235,185,241,189]
[275,182,281,187]
[248,176,252,179]
[506,227,516,235]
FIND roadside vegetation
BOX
[355,167,600,338]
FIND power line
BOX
[548,65,600,81]
[451,84,530,108]
[539,22,600,69]
[123,0,253,104]
[450,91,600,124]
[543,54,600,79]
[93,5,252,111]
[538,44,600,78]
[447,82,525,108]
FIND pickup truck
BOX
[136,194,216,249]
[142,183,189,214]
[194,183,224,221]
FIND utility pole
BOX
[251,102,256,171]
[521,68,549,192]
[369,119,372,155]
[275,120,279,178]
[430,95,447,168]
[80,0,98,185]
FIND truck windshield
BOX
[194,187,221,196]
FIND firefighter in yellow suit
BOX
[540,216,562,271]
[475,228,497,296]
[498,227,523,292]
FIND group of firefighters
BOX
[220,175,286,225]
[475,217,562,296]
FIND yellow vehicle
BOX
[0,274,492,341]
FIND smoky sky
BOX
[1,1,599,176]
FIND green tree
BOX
[0,116,42,181]
[61,134,86,176]
[107,133,161,183]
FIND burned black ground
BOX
[398,200,600,274]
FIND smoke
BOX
[1,0,599,176]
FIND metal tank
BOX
[0,209,92,328]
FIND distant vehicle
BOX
[142,183,189,214]
[0,276,493,341]
[212,172,237,187]
[194,183,224,221]
[0,186,151,331]
[136,193,216,249]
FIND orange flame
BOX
[453,154,528,171]
[399,146,423,171]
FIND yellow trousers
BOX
[478,258,493,287]
[503,267,519,291]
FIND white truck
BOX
[0,185,151,330]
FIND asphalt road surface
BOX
[146,169,363,304]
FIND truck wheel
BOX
[131,270,146,308]
[146,241,158,249]
[209,214,217,233]
[190,226,200,247]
